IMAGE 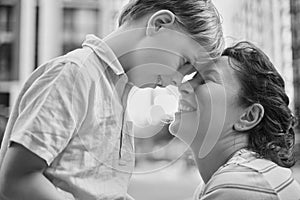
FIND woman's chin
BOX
[169,112,181,135]
[169,120,180,136]
[169,111,198,142]
[169,112,196,136]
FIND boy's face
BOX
[126,28,204,88]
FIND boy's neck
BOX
[104,65,133,109]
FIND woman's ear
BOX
[233,103,264,132]
[146,10,176,36]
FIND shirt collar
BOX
[82,34,124,75]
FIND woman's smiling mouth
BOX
[178,99,196,112]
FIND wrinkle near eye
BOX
[203,70,222,84]
[195,72,206,85]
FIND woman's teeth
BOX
[178,104,196,112]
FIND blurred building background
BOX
[290,0,300,184]
[0,0,124,112]
[291,0,300,129]
[216,0,295,110]
[0,0,300,199]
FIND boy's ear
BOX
[146,10,176,36]
[233,103,264,132]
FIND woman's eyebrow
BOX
[194,59,215,71]
[202,68,220,76]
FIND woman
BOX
[169,41,300,199]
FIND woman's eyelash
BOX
[193,72,206,84]
[205,75,215,81]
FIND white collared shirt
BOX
[0,35,135,200]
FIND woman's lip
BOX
[178,99,196,112]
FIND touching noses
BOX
[171,63,197,87]
[170,73,183,87]
[158,73,184,87]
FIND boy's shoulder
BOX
[52,45,107,82]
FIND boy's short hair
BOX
[119,0,224,59]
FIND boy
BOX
[0,0,224,199]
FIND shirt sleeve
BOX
[10,61,90,165]
[199,187,278,200]
[198,168,279,200]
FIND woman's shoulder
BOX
[210,156,291,188]
[197,150,300,200]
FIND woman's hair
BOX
[118,0,224,59]
[222,41,296,168]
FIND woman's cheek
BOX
[194,83,227,157]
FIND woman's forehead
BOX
[214,56,230,69]
[199,56,229,73]
[210,56,239,84]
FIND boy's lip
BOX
[178,99,196,112]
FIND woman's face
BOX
[169,57,245,156]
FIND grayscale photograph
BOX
[0,0,299,199]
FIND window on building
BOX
[63,2,99,54]
[0,92,9,146]
[0,0,20,81]
[0,92,9,117]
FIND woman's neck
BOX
[191,132,248,183]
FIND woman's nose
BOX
[178,81,194,95]
[171,63,196,86]
[170,73,183,86]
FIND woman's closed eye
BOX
[195,72,206,85]
[203,70,222,84]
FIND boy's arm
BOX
[0,142,65,200]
